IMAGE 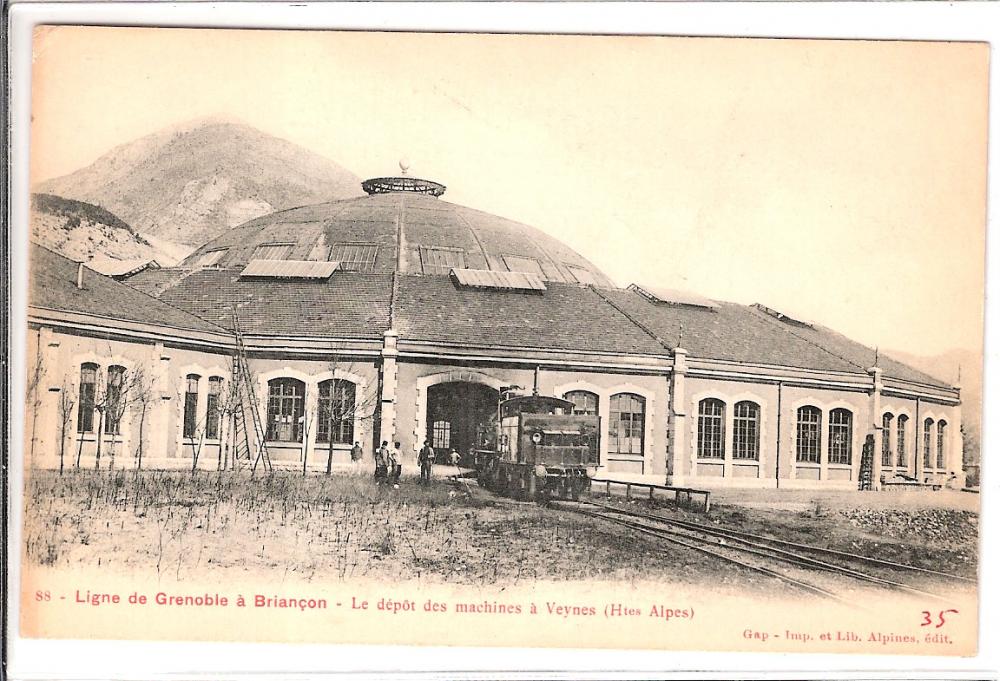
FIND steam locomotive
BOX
[476,394,601,501]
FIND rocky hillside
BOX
[30,193,158,264]
[34,117,362,246]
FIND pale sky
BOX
[30,27,988,357]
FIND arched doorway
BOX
[426,382,499,463]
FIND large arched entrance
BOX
[426,382,499,463]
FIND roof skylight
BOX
[628,284,720,310]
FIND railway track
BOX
[556,500,964,605]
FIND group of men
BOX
[374,440,402,485]
[374,439,461,486]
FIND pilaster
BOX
[868,366,884,487]
[668,347,689,484]
[379,330,400,456]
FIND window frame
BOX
[696,398,726,460]
[266,378,306,443]
[205,376,223,440]
[77,363,99,434]
[432,420,451,450]
[896,414,909,468]
[881,412,894,467]
[795,405,822,464]
[922,417,934,469]
[732,400,760,461]
[419,246,466,275]
[564,390,599,417]
[329,243,379,272]
[608,393,645,456]
[183,374,200,439]
[250,243,294,261]
[936,419,947,470]
[828,408,853,466]
[502,254,545,277]
[316,378,357,445]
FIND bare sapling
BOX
[56,381,76,476]
[301,412,312,477]
[26,334,46,466]
[323,352,379,475]
[105,367,140,471]
[130,367,155,471]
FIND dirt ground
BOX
[601,486,979,580]
[20,469,979,593]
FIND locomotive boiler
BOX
[476,394,600,501]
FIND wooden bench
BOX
[591,478,711,513]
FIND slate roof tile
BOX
[29,244,226,334]
[154,268,392,338]
[393,276,666,355]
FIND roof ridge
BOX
[588,286,674,352]
[747,305,868,373]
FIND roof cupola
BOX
[362,159,446,197]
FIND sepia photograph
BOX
[10,22,989,659]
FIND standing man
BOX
[351,441,363,463]
[419,440,435,485]
[375,440,389,483]
[387,441,403,485]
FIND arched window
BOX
[732,401,760,460]
[881,413,894,467]
[828,408,853,465]
[267,378,305,442]
[77,363,99,433]
[936,420,947,469]
[696,398,726,459]
[183,374,200,439]
[609,393,645,455]
[104,366,126,435]
[317,379,356,445]
[923,418,934,469]
[796,406,822,463]
[206,377,224,439]
[564,390,599,417]
[896,415,909,467]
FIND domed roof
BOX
[180,175,614,287]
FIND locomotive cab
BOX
[480,394,600,501]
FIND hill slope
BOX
[30,193,159,265]
[35,117,362,246]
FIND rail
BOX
[590,478,711,513]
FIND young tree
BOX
[176,382,209,475]
[104,366,141,471]
[301,411,313,477]
[129,367,155,471]
[320,354,379,475]
[56,381,76,476]
[25,339,46,467]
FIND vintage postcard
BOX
[11,25,988,659]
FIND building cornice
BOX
[28,307,233,351]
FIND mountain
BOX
[30,193,159,266]
[884,347,982,465]
[34,117,363,247]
